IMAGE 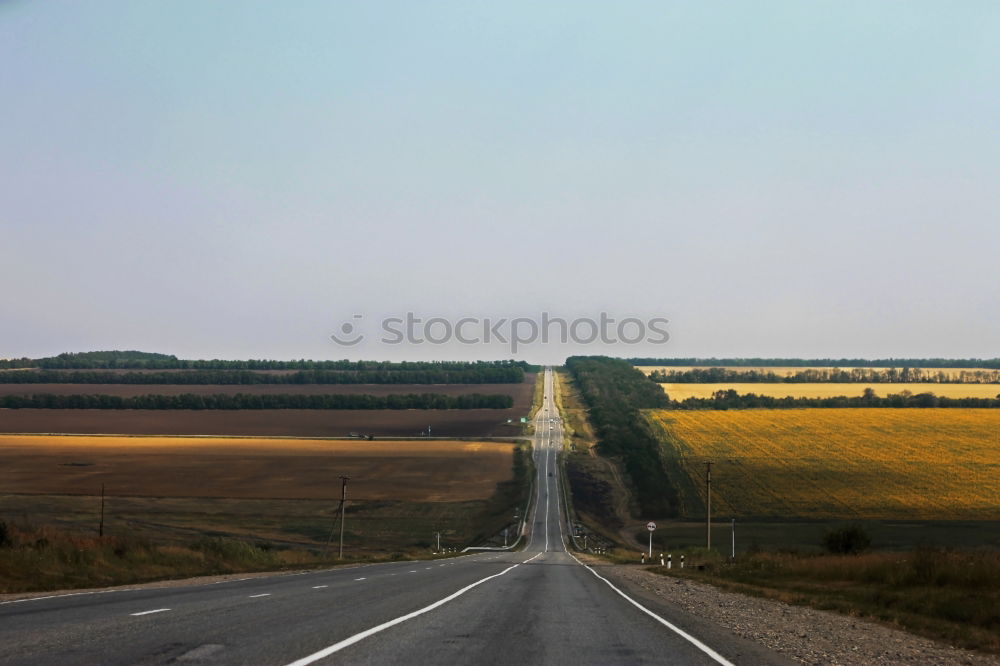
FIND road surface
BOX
[0,369,787,665]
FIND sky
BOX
[2,1,998,364]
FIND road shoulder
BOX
[580,556,997,666]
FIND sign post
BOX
[646,521,656,559]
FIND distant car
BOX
[548,472,553,477]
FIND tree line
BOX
[630,357,1000,369]
[566,356,675,518]
[0,392,514,410]
[649,367,1000,384]
[0,368,525,385]
[667,389,1000,410]
[0,351,534,373]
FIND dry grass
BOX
[0,435,514,501]
[645,409,1000,520]
[657,382,1000,400]
[657,549,1000,655]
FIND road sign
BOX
[646,521,656,531]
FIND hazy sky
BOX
[3,1,998,363]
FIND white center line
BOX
[131,608,170,616]
[312,585,328,589]
[355,577,367,581]
[249,593,271,598]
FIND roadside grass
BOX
[0,444,533,593]
[554,370,597,453]
[648,549,1000,654]
[0,521,329,593]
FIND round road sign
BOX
[646,521,656,531]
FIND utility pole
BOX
[705,461,713,550]
[731,518,736,559]
[99,483,105,538]
[435,531,441,553]
[338,476,350,559]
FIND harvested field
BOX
[0,435,515,501]
[0,382,531,401]
[0,408,524,437]
[645,408,1000,520]
[658,382,1000,400]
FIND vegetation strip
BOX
[661,389,1000,409]
[649,366,1000,384]
[565,357,674,517]
[0,368,526,385]
[629,357,1000,369]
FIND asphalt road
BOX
[1,369,788,665]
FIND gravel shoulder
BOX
[585,558,997,666]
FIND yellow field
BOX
[0,435,514,502]
[637,365,996,379]
[645,409,1000,520]
[658,383,1000,400]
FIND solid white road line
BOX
[130,608,170,616]
[285,552,544,666]
[249,594,271,598]
[566,554,733,664]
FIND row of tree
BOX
[631,357,1000,369]
[668,389,1000,409]
[0,368,525,385]
[0,351,535,373]
[0,392,514,410]
[566,356,675,518]
[649,367,1000,384]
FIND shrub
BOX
[822,524,871,554]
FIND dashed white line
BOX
[284,552,543,665]
[1,589,130,605]
[312,585,328,589]
[354,577,367,581]
[249,593,271,598]
[131,608,170,616]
